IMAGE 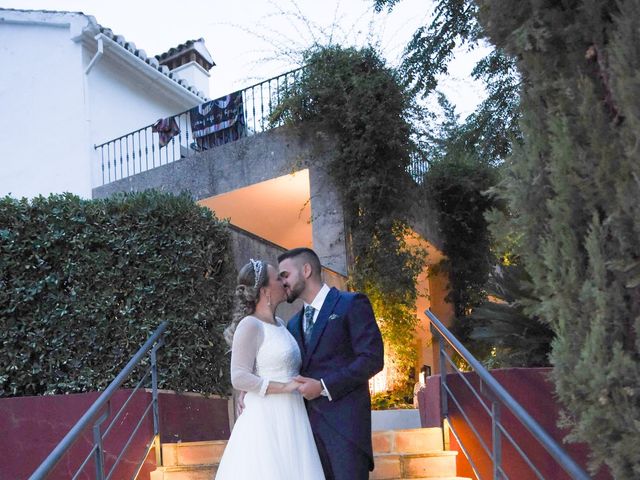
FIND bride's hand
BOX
[284,380,303,393]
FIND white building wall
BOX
[0,21,90,199]
[0,11,203,199]
[85,49,196,187]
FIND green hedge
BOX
[0,191,235,397]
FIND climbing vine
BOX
[271,46,424,394]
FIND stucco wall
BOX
[0,20,90,198]
[0,389,230,479]
[418,369,612,480]
[171,61,210,97]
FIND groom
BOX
[278,247,384,480]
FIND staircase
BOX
[149,427,469,480]
[371,428,469,480]
[150,441,226,480]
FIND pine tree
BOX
[478,0,640,476]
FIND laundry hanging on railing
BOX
[189,91,245,149]
[152,117,181,148]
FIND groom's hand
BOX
[294,375,323,400]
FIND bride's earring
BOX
[267,293,272,306]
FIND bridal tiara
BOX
[250,259,264,288]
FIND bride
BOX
[215,259,325,479]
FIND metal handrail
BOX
[426,309,590,480]
[29,321,168,480]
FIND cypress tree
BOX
[478,0,640,476]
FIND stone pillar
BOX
[308,164,347,276]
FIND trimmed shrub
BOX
[0,191,235,397]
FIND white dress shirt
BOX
[304,283,331,325]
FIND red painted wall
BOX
[417,368,612,480]
[0,390,230,480]
[159,390,230,442]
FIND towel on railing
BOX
[152,117,180,147]
[189,91,245,149]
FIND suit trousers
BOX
[311,413,370,480]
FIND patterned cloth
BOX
[151,117,180,147]
[189,91,245,149]
[303,305,315,345]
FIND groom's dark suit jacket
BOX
[287,287,384,470]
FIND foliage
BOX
[425,155,494,319]
[376,0,521,165]
[470,264,553,368]
[367,281,421,393]
[376,0,482,96]
[479,0,640,476]
[271,45,424,392]
[375,0,543,369]
[464,49,521,162]
[371,387,415,410]
[421,124,499,350]
[0,192,235,398]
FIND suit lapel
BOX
[289,308,305,356]
[303,287,340,370]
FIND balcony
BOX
[94,67,306,186]
[94,66,427,187]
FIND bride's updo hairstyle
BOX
[224,259,269,346]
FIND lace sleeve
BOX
[230,317,269,396]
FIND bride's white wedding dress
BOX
[215,315,325,480]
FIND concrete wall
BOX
[94,126,349,275]
[229,225,302,321]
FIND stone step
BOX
[150,464,218,480]
[154,428,454,479]
[162,440,227,466]
[373,428,444,455]
[370,451,458,480]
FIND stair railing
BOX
[426,310,590,480]
[29,321,168,480]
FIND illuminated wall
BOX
[198,169,313,249]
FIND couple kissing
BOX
[215,247,384,480]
